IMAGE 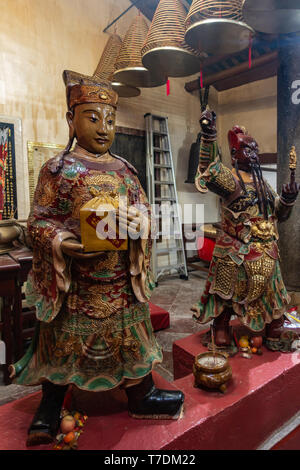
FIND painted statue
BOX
[9,72,184,446]
[192,109,299,350]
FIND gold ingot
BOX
[80,196,128,252]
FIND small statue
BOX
[289,145,297,170]
[192,109,300,351]
[9,71,184,446]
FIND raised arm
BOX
[195,109,237,199]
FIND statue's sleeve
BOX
[195,135,237,199]
[264,180,294,222]
[128,178,156,303]
[275,196,295,222]
[26,161,75,323]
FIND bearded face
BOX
[228,128,259,172]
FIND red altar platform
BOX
[149,302,170,332]
[1,339,300,450]
[172,327,300,449]
[0,372,201,451]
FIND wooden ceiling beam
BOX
[129,0,159,20]
[129,0,192,19]
[185,51,278,92]
[213,60,278,91]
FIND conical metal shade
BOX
[185,0,254,55]
[141,0,201,78]
[113,14,167,88]
[243,0,300,34]
[93,33,141,98]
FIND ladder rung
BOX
[155,214,179,218]
[154,181,174,185]
[153,147,169,152]
[155,197,176,201]
[154,164,172,169]
[156,264,183,272]
[153,131,168,136]
[156,247,183,255]
[151,115,168,121]
[157,232,182,237]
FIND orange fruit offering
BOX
[63,431,76,444]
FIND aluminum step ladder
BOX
[145,113,188,283]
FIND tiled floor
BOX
[151,272,208,382]
[0,271,208,405]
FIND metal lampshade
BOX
[141,0,201,78]
[93,33,141,98]
[242,0,300,35]
[185,0,255,55]
[113,14,167,88]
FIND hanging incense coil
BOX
[185,0,254,55]
[141,0,201,78]
[113,14,167,88]
[93,33,140,98]
[243,0,300,34]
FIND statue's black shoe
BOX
[26,382,68,446]
[126,373,184,420]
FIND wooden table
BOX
[0,247,34,385]
[0,254,21,384]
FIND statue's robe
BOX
[12,145,162,391]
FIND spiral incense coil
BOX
[185,0,254,55]
[93,34,141,98]
[94,34,123,82]
[113,14,167,88]
[242,0,300,35]
[141,0,201,78]
[185,0,244,28]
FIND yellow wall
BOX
[0,0,277,225]
[0,0,219,222]
[217,77,277,166]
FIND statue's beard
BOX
[234,159,274,220]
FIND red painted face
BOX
[228,128,259,172]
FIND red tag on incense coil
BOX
[200,70,203,89]
[166,79,170,96]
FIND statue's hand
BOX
[61,238,102,259]
[281,180,300,205]
[199,109,217,137]
[116,206,149,240]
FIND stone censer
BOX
[193,351,232,393]
[193,327,232,393]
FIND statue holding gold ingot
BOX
[9,71,184,447]
[80,194,128,252]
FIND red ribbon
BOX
[200,70,203,89]
[249,35,252,69]
[166,79,170,96]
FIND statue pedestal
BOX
[149,302,170,331]
[1,337,300,450]
[172,327,300,449]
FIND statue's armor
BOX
[193,158,290,332]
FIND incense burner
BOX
[193,351,232,393]
[0,219,22,254]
